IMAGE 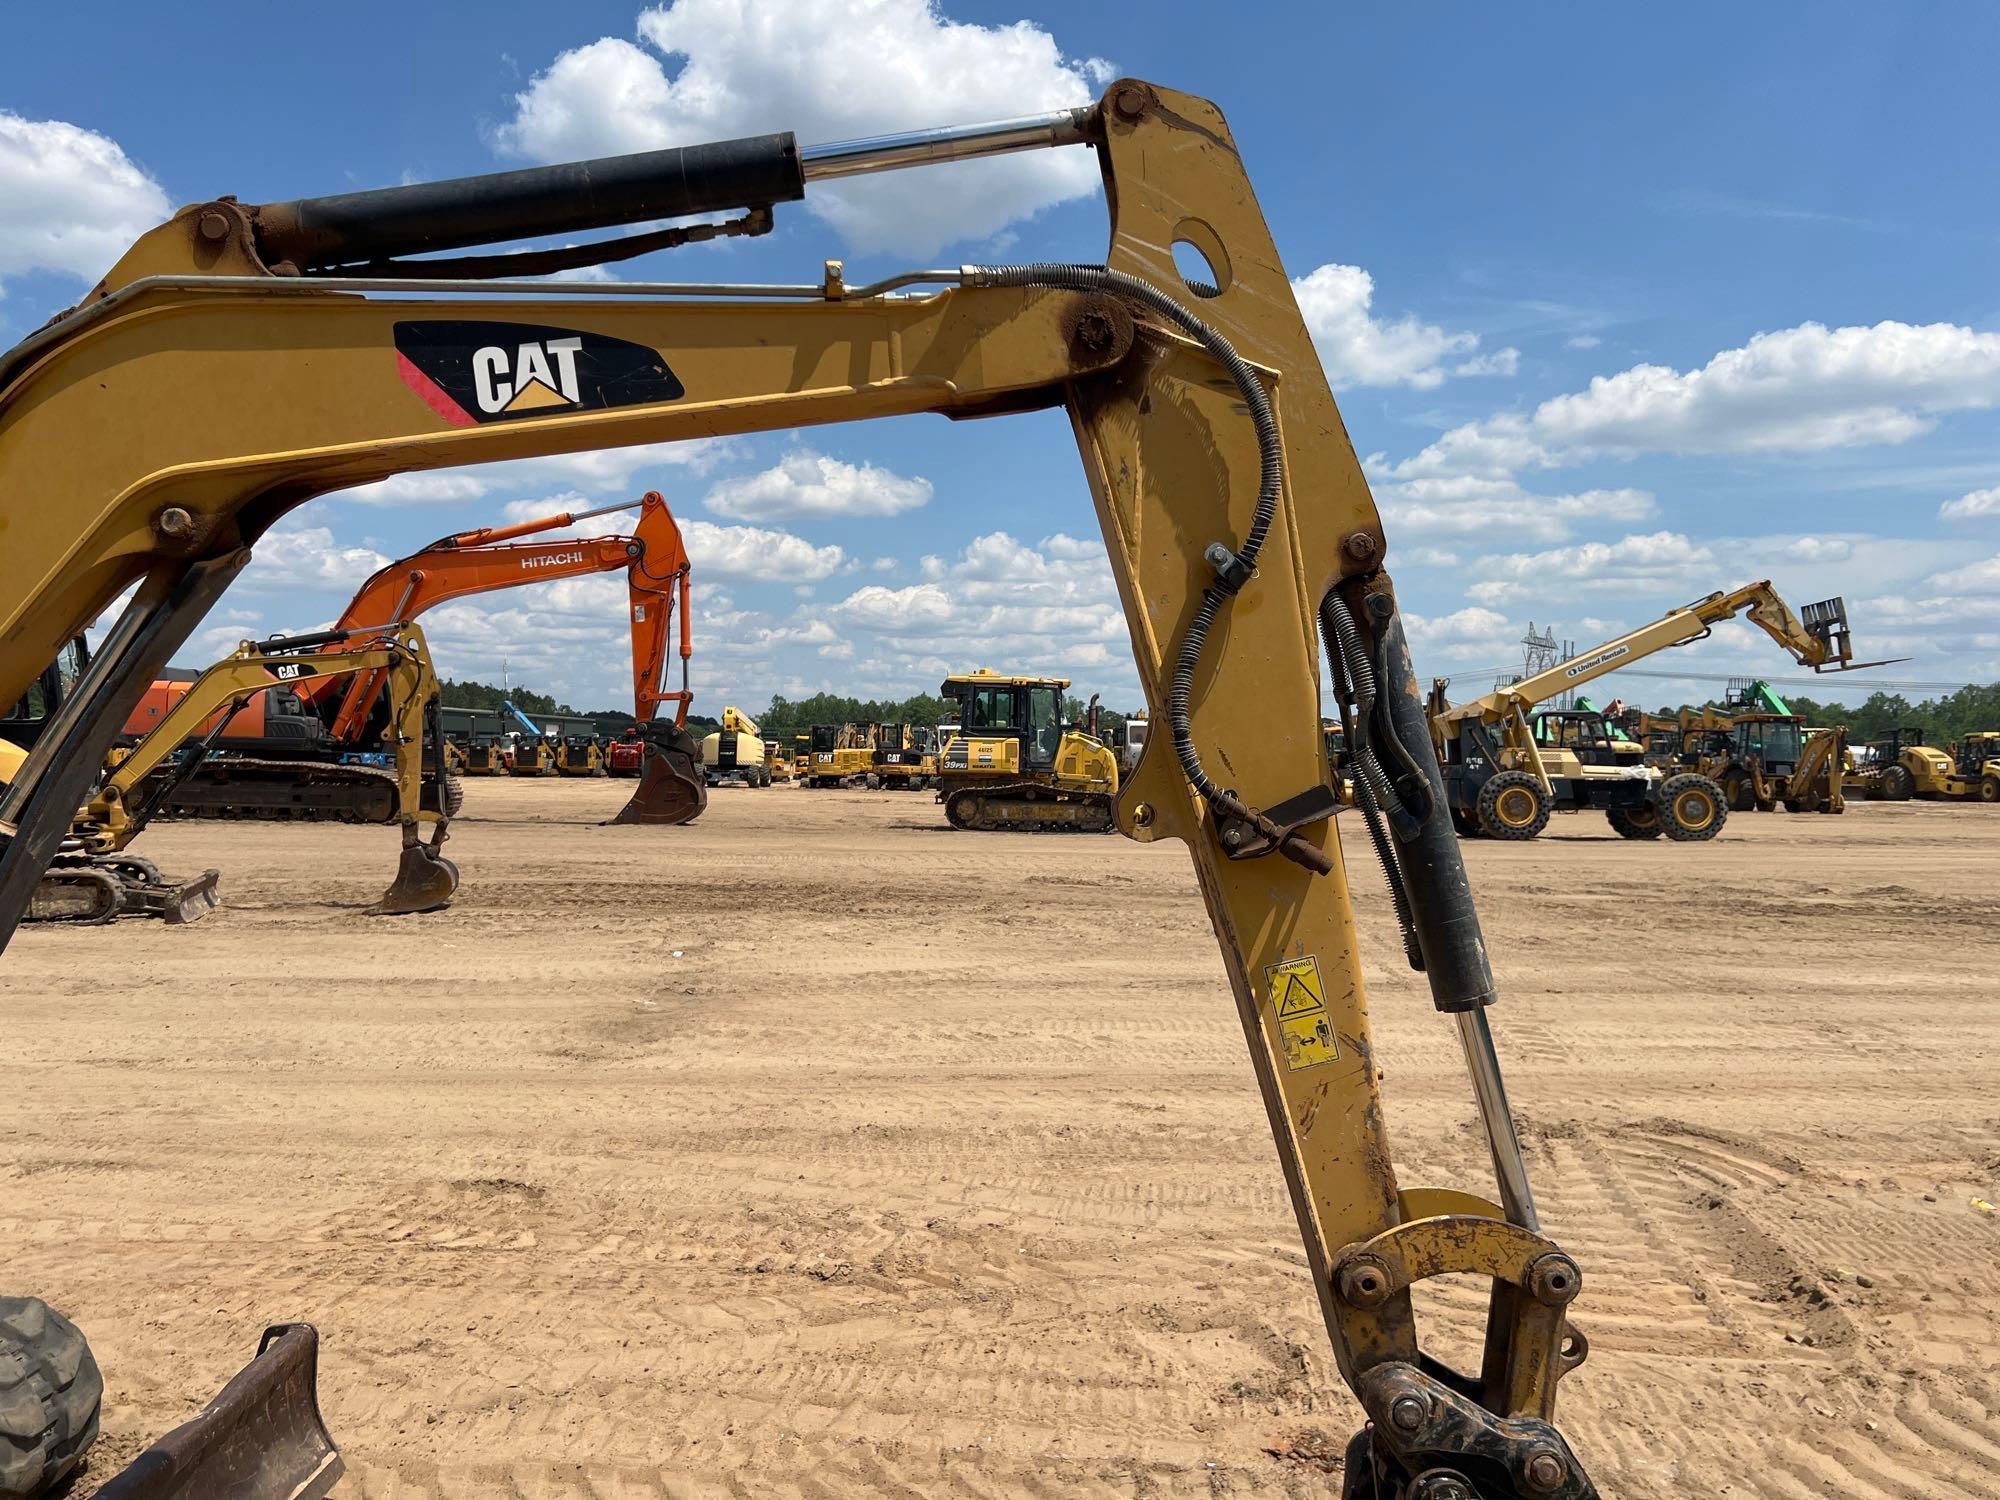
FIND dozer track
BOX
[942,782,1115,833]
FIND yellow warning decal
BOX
[1268,957,1328,1019]
[1278,1011,1340,1071]
[1265,956,1337,1069]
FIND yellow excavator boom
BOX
[0,79,1606,1497]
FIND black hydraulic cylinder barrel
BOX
[255,627,354,653]
[1371,602,1500,1013]
[251,133,804,270]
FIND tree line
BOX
[1663,681,1999,746]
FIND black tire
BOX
[1475,771,1550,840]
[1658,773,1727,841]
[1720,771,1755,812]
[1606,804,1663,840]
[443,772,464,818]
[1449,805,1483,839]
[0,1298,101,1500]
[1878,764,1915,801]
[1981,774,2000,804]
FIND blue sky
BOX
[5,2,1998,714]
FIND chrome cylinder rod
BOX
[801,107,1094,181]
[1456,1010,1541,1232]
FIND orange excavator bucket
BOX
[608,726,707,825]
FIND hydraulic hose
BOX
[1320,590,1423,969]
[966,263,1280,829]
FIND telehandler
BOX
[935,668,1120,830]
[1430,583,1880,841]
[4,75,1654,1498]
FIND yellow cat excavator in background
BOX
[3,76,1639,1499]
[16,623,454,925]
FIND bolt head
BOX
[1337,1259,1391,1308]
[1388,1393,1428,1433]
[155,506,195,539]
[197,210,230,242]
[1111,83,1149,120]
[1524,1449,1567,1491]
[1528,1253,1582,1307]
[1343,531,1379,562]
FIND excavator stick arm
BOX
[0,80,1595,1497]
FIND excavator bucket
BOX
[95,1323,342,1500]
[608,732,707,824]
[367,835,460,915]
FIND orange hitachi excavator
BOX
[125,490,707,824]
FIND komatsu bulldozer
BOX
[935,669,1119,832]
[1430,583,1882,841]
[1,71,1730,1499]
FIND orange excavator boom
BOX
[320,489,694,741]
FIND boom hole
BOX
[1171,237,1225,299]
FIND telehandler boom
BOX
[2,79,1611,1499]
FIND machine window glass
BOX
[970,687,1014,730]
[1027,686,1061,763]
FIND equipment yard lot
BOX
[4,785,1996,1498]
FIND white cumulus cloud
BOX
[1381,320,2000,481]
[682,518,847,580]
[705,450,932,521]
[1941,485,2000,522]
[493,0,1111,256]
[1291,263,1516,390]
[0,112,170,288]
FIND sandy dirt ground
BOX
[3,777,1997,1498]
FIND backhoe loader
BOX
[936,669,1120,831]
[3,76,1651,1498]
[25,623,454,925]
[1430,583,1881,841]
[1689,711,1847,813]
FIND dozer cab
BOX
[3,70,1774,1499]
[935,669,1119,832]
[1430,583,1885,842]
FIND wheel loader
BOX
[1429,583,1886,841]
[1,72,1743,1498]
